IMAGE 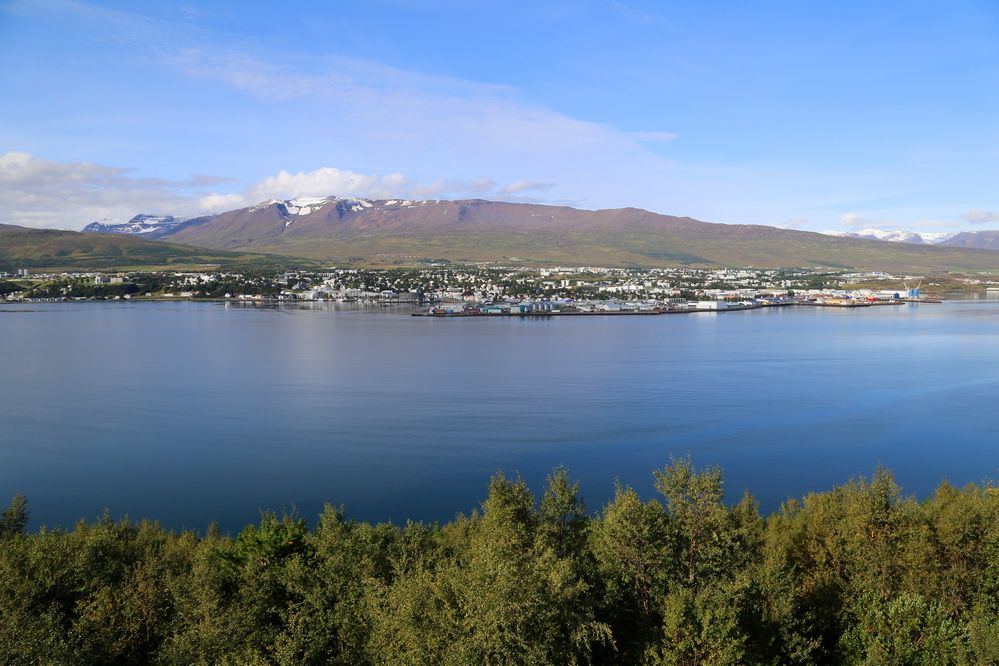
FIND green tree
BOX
[590,483,670,659]
[2,463,999,663]
[0,495,28,537]
[643,458,759,665]
[839,592,963,665]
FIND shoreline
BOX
[411,298,942,317]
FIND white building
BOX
[696,301,728,310]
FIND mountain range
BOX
[84,214,201,239]
[933,230,999,251]
[71,196,999,272]
[822,228,957,245]
[819,227,999,249]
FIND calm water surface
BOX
[2,299,998,532]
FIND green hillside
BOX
[0,224,303,271]
[221,227,999,273]
[584,226,999,273]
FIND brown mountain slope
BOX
[941,231,999,251]
[133,198,999,271]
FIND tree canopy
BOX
[2,459,997,664]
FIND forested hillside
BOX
[2,459,998,664]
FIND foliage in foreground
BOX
[2,459,998,665]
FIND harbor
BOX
[413,294,940,317]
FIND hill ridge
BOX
[65,197,999,271]
[0,223,296,271]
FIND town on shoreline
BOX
[2,264,988,309]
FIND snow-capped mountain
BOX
[84,206,989,254]
[240,195,434,229]
[253,196,380,227]
[60,195,999,269]
[255,196,422,217]
[822,228,958,245]
[83,198,430,236]
[252,196,375,215]
[83,214,197,239]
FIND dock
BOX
[412,298,941,317]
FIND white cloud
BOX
[7,148,991,239]
[1,151,561,229]
[0,150,122,187]
[197,193,245,211]
[0,151,233,229]
[247,167,410,201]
[839,212,878,228]
[837,212,935,230]
[962,209,999,224]
[502,180,556,195]
[836,211,973,234]
[838,214,971,234]
[198,167,472,208]
[416,178,497,198]
[200,169,553,210]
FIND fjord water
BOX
[2,300,998,532]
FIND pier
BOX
[412,298,941,317]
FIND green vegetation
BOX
[18,272,288,300]
[2,459,998,664]
[0,279,24,296]
[0,224,305,272]
[185,228,999,273]
[7,219,999,275]
[171,221,999,273]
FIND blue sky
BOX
[1,0,997,232]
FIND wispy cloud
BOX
[906,219,964,230]
[839,211,971,233]
[608,2,673,29]
[5,0,986,235]
[501,180,556,195]
[163,46,677,165]
[839,212,885,229]
[7,0,685,216]
[962,209,999,224]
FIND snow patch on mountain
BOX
[822,228,958,245]
[83,214,192,236]
[252,195,390,217]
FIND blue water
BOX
[2,299,998,532]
